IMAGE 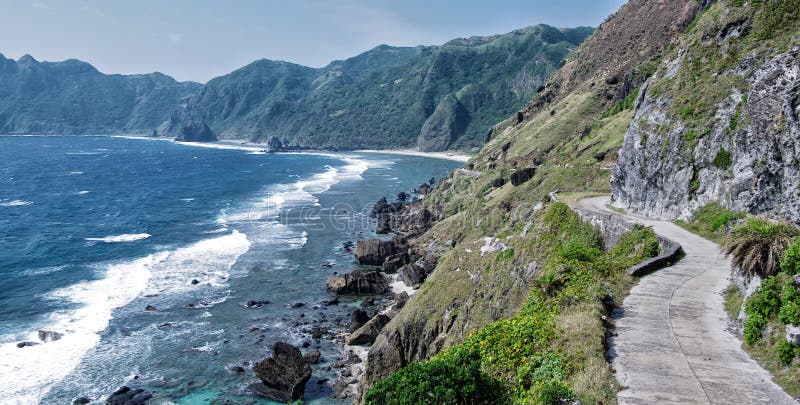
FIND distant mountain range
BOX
[0,24,593,151]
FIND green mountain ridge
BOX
[160,25,594,151]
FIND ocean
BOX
[0,136,461,404]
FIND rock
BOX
[376,213,391,234]
[175,121,216,142]
[246,300,271,308]
[333,350,362,368]
[787,325,800,346]
[303,350,322,364]
[37,330,63,342]
[145,305,156,311]
[345,314,391,346]
[484,127,494,143]
[510,167,536,186]
[106,386,152,405]
[348,308,370,333]
[190,279,199,285]
[382,253,409,274]
[265,136,283,152]
[342,241,355,253]
[516,111,524,124]
[393,292,410,309]
[354,239,396,266]
[72,397,91,405]
[290,302,305,309]
[325,270,389,295]
[230,366,246,373]
[397,192,408,202]
[398,263,426,287]
[793,274,800,287]
[492,178,506,188]
[17,341,40,348]
[251,342,312,402]
[418,183,433,196]
[429,177,436,185]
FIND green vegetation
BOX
[713,148,732,169]
[724,284,744,320]
[676,203,744,242]
[721,217,800,278]
[366,203,661,404]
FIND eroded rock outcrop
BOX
[354,239,396,266]
[250,342,312,402]
[326,270,389,295]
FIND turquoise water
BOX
[0,136,461,404]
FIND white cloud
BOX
[167,32,184,44]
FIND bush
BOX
[776,340,800,365]
[712,148,732,169]
[722,217,800,278]
[781,239,800,274]
[744,312,767,345]
[363,347,505,405]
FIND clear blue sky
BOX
[0,0,627,83]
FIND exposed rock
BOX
[376,213,391,234]
[106,386,152,405]
[354,239,396,266]
[787,325,800,346]
[345,314,391,346]
[348,308,371,333]
[72,397,91,405]
[510,167,536,186]
[175,120,217,142]
[229,366,246,373]
[325,270,389,295]
[303,350,322,364]
[16,341,40,348]
[38,330,63,342]
[246,300,271,308]
[417,183,432,195]
[398,256,437,287]
[145,305,156,311]
[265,136,283,152]
[382,253,409,274]
[393,292,410,309]
[492,177,506,188]
[251,342,312,402]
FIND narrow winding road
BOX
[578,196,797,405]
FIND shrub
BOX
[722,217,800,278]
[712,148,732,169]
[363,347,505,405]
[777,340,800,365]
[781,239,800,274]
[744,312,767,345]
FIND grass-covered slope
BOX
[364,203,660,404]
[162,25,593,152]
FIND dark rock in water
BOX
[38,330,63,342]
[246,300,271,308]
[106,386,152,405]
[348,308,370,333]
[190,279,199,285]
[324,297,340,306]
[229,366,246,373]
[17,341,40,348]
[326,270,388,295]
[398,256,438,287]
[492,177,506,188]
[345,313,391,345]
[376,213,391,234]
[311,327,326,340]
[72,397,91,405]
[371,197,402,216]
[175,120,217,142]
[397,192,408,203]
[150,129,159,138]
[156,322,172,329]
[510,167,536,186]
[251,342,312,402]
[361,297,376,307]
[342,241,355,253]
[303,350,322,364]
[265,136,283,152]
[382,253,409,274]
[429,177,436,185]
[333,350,361,368]
[354,239,395,266]
[290,302,305,309]
[145,305,156,311]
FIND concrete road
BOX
[578,196,797,405]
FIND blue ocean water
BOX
[0,136,461,404]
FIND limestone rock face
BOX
[612,46,800,224]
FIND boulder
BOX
[326,270,389,295]
[251,342,312,402]
[393,292,410,309]
[354,239,395,266]
[348,308,371,333]
[398,264,426,287]
[16,341,40,348]
[787,324,800,346]
[303,350,322,364]
[345,314,391,346]
[492,178,506,188]
[72,397,91,405]
[38,330,63,342]
[106,386,153,405]
[376,213,391,234]
[265,136,283,152]
[510,167,536,186]
[175,121,216,142]
[417,183,432,195]
[382,253,409,274]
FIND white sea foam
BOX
[85,233,151,243]
[67,171,84,175]
[0,253,162,404]
[76,190,90,195]
[0,200,33,207]
[0,231,251,404]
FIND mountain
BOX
[160,25,594,151]
[0,54,200,135]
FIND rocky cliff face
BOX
[160,25,593,152]
[0,54,200,135]
[612,0,800,224]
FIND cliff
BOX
[612,0,800,224]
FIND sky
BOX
[0,0,627,83]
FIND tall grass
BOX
[721,217,800,278]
